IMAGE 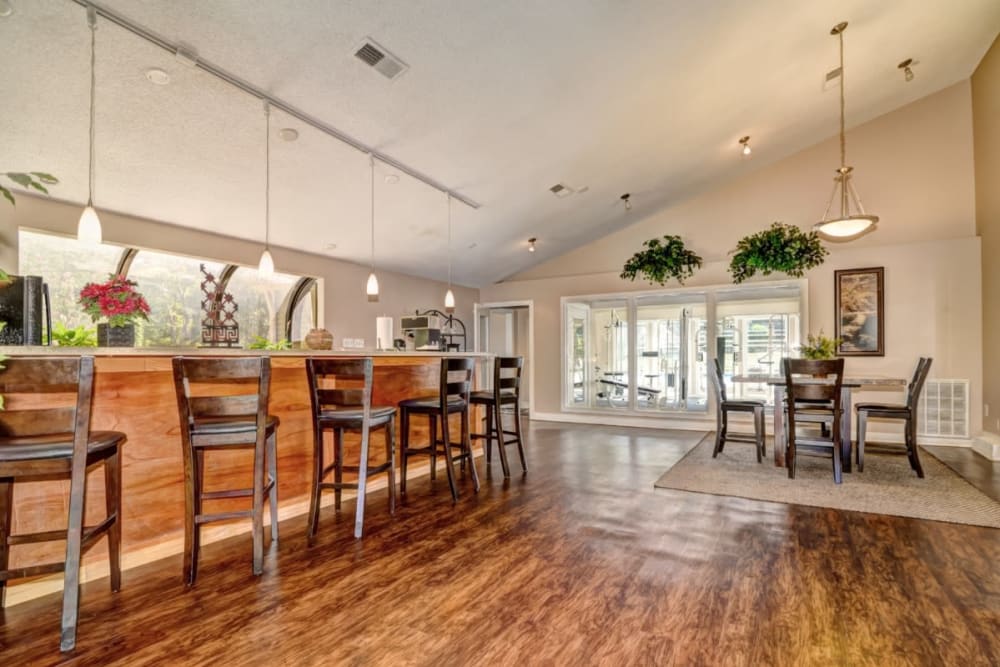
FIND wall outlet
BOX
[342,338,365,349]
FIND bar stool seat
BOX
[317,405,396,424]
[399,396,467,411]
[0,431,124,461]
[470,356,526,478]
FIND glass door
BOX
[565,302,591,407]
[635,296,707,412]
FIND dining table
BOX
[732,375,907,470]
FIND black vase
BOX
[97,323,135,347]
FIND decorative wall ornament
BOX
[200,264,239,347]
[834,267,884,356]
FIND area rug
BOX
[653,435,1000,528]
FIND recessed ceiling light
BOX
[0,1,13,18]
[620,193,632,211]
[528,237,537,252]
[144,68,170,85]
[278,127,299,142]
[898,58,915,82]
[384,174,399,184]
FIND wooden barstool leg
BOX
[267,431,279,542]
[307,425,324,543]
[104,451,123,592]
[0,479,13,608]
[857,411,867,473]
[251,432,266,576]
[908,417,924,478]
[59,461,87,652]
[464,406,480,493]
[483,404,493,466]
[513,401,527,473]
[400,408,410,496]
[429,415,438,481]
[354,421,370,539]
[494,402,511,478]
[832,421,843,484]
[183,448,203,586]
[334,428,344,511]
[386,417,396,514]
[441,410,459,502]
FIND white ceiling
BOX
[2,0,998,286]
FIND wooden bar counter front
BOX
[1,348,492,605]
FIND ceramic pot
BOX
[304,328,334,350]
[98,323,135,347]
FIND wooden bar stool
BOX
[708,358,766,462]
[398,357,478,502]
[172,356,279,585]
[305,357,396,540]
[0,356,127,652]
[470,356,526,477]
[856,357,932,477]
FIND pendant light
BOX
[444,193,455,314]
[78,5,102,244]
[813,22,878,241]
[366,153,379,302]
[257,102,275,277]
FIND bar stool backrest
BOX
[0,356,93,456]
[493,356,523,400]
[306,358,373,417]
[782,358,844,407]
[172,357,271,439]
[441,357,475,411]
[906,357,933,411]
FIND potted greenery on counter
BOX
[798,332,841,359]
[728,222,827,283]
[620,235,702,286]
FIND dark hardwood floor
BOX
[2,422,998,666]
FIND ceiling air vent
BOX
[354,38,408,80]
[549,183,575,198]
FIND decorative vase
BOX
[97,323,135,347]
[304,328,334,350]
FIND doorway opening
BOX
[474,301,533,415]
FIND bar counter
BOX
[1,347,492,605]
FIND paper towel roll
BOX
[376,317,394,351]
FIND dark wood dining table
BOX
[732,375,906,470]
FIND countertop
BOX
[0,346,492,358]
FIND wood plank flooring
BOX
[1,422,998,666]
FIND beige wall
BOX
[0,195,480,349]
[973,35,1000,435]
[483,83,983,436]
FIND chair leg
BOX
[267,431,279,543]
[712,409,724,459]
[251,433,266,576]
[386,417,396,515]
[832,428,843,485]
[512,400,527,473]
[307,425,324,543]
[759,409,767,457]
[754,409,763,463]
[907,418,925,478]
[60,460,87,652]
[483,404,493,466]
[0,479,13,608]
[441,411,459,502]
[464,407,480,493]
[787,437,796,479]
[104,451,122,593]
[429,415,438,481]
[719,412,728,453]
[494,403,511,478]
[400,408,410,496]
[334,428,344,511]
[856,411,867,473]
[183,448,202,586]
[354,422,370,539]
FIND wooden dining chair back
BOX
[855,357,932,477]
[172,356,279,584]
[305,357,395,540]
[783,357,845,483]
[470,356,527,477]
[709,358,766,462]
[0,356,127,652]
[399,357,478,501]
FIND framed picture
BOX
[834,267,884,356]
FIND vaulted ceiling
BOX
[2,0,998,286]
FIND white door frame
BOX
[473,300,535,417]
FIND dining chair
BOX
[708,358,766,461]
[172,356,279,585]
[783,357,845,483]
[855,357,932,477]
[305,357,396,540]
[470,356,527,477]
[0,356,127,652]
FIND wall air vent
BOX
[354,38,408,80]
[549,183,575,198]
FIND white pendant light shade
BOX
[258,248,274,277]
[366,272,379,302]
[77,205,102,244]
[444,289,455,313]
[814,215,877,240]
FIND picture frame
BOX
[834,267,884,356]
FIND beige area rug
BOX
[654,435,1000,528]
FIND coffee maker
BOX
[0,275,52,345]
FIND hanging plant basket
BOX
[728,222,828,284]
[620,235,703,286]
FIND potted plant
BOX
[620,235,703,285]
[728,222,828,283]
[798,331,841,359]
[79,274,150,347]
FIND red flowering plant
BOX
[78,274,151,328]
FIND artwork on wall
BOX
[834,267,884,356]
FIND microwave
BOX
[0,275,52,345]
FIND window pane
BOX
[592,302,629,409]
[289,284,315,344]
[18,230,125,331]
[225,267,299,345]
[635,299,707,413]
[126,250,225,347]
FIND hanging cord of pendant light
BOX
[445,193,455,313]
[78,5,103,243]
[366,153,379,301]
[258,102,274,276]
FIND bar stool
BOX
[305,357,396,540]
[708,358,766,461]
[172,356,279,585]
[470,356,526,477]
[0,356,127,652]
[398,357,478,502]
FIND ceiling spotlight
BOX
[278,127,299,142]
[739,135,752,157]
[144,68,170,85]
[0,1,14,18]
[528,237,537,252]
[384,174,399,184]
[620,193,632,211]
[898,58,914,82]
